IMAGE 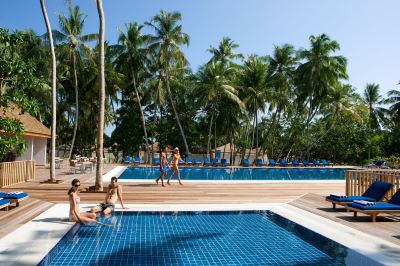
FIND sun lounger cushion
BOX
[0,192,28,199]
[0,198,10,206]
[347,202,400,210]
[326,195,376,202]
[362,181,393,200]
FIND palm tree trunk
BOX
[214,114,217,151]
[255,106,259,160]
[69,51,79,160]
[40,0,57,183]
[95,0,105,191]
[164,70,190,157]
[132,76,150,163]
[206,107,214,158]
[247,102,257,159]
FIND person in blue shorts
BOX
[156,146,169,187]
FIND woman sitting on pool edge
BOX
[68,179,106,225]
[90,176,125,215]
[167,147,186,185]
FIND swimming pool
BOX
[38,211,378,265]
[118,167,348,181]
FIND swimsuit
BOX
[160,164,168,173]
[96,202,115,212]
[69,195,80,220]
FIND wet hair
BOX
[68,179,80,195]
[111,176,118,182]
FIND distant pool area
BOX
[38,211,379,266]
[118,167,350,181]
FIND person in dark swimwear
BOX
[156,146,169,187]
[91,177,125,215]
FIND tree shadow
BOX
[317,207,347,212]
[90,232,223,265]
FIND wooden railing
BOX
[0,160,35,188]
[346,169,400,197]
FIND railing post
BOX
[345,171,350,196]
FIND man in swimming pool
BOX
[156,146,169,187]
[91,177,125,215]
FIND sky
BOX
[1,0,400,135]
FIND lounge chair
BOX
[123,156,132,164]
[0,198,10,211]
[269,159,277,167]
[193,158,202,166]
[280,159,288,167]
[220,158,230,166]
[0,191,29,207]
[292,159,300,167]
[325,181,392,209]
[203,158,212,166]
[185,157,193,165]
[311,159,320,167]
[152,157,160,165]
[212,158,219,166]
[301,160,311,166]
[133,156,141,165]
[241,159,251,166]
[256,159,266,166]
[366,160,386,168]
[321,159,334,167]
[346,189,400,222]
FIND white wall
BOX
[33,137,47,165]
[16,136,47,165]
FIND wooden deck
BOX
[2,164,399,247]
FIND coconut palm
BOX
[207,37,243,66]
[40,0,57,182]
[363,83,387,130]
[194,62,243,157]
[240,55,268,159]
[114,22,151,162]
[53,3,98,159]
[95,0,105,191]
[383,88,400,126]
[145,10,191,156]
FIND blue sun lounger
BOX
[203,158,212,166]
[220,158,230,166]
[268,159,277,166]
[241,159,250,166]
[321,159,334,167]
[0,191,29,207]
[193,158,202,166]
[123,156,132,164]
[325,181,392,209]
[280,159,288,167]
[152,157,160,165]
[0,198,10,210]
[133,156,141,165]
[256,159,266,166]
[212,158,219,166]
[292,159,300,167]
[301,160,311,166]
[346,189,400,222]
[185,157,193,165]
[312,159,320,167]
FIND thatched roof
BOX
[0,104,51,138]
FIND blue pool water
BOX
[118,167,348,180]
[38,211,377,266]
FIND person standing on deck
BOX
[167,147,186,185]
[156,146,169,187]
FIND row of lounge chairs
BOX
[0,191,29,211]
[325,181,400,222]
[123,156,334,167]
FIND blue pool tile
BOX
[38,211,379,266]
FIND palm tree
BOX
[40,0,56,182]
[363,83,387,130]
[207,37,243,66]
[194,62,243,157]
[54,3,98,159]
[95,0,105,191]
[296,34,348,156]
[114,22,150,163]
[145,10,191,156]
[383,88,400,126]
[240,55,268,160]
